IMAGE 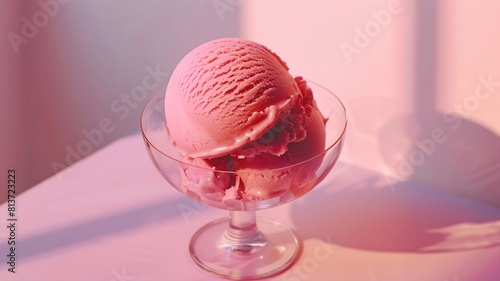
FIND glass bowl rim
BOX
[140,79,348,174]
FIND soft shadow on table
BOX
[347,100,500,209]
[378,113,500,207]
[0,195,192,260]
[290,162,500,253]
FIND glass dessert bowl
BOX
[140,80,347,280]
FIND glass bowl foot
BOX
[189,217,301,280]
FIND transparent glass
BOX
[140,80,347,280]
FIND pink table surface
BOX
[1,134,500,281]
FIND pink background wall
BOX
[1,1,27,200]
[1,0,241,201]
[1,0,499,205]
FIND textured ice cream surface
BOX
[237,104,326,200]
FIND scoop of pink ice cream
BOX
[165,38,327,204]
[165,38,309,159]
[175,77,326,202]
